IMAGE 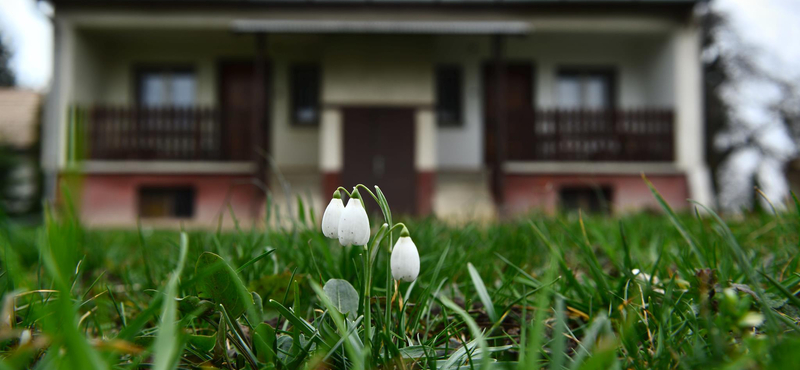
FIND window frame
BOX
[556,66,617,109]
[134,65,197,108]
[435,64,464,127]
[138,185,196,219]
[289,63,321,127]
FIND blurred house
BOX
[0,88,41,215]
[41,0,712,226]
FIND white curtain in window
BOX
[171,73,196,107]
[557,76,582,108]
[141,73,166,107]
[139,71,196,107]
[583,76,608,109]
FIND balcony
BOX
[69,105,254,162]
[501,108,674,162]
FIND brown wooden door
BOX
[342,107,416,215]
[219,61,269,161]
[483,63,534,163]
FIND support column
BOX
[415,108,436,215]
[252,33,267,180]
[674,23,714,207]
[491,35,508,215]
[250,33,268,219]
[42,18,73,202]
[320,107,343,198]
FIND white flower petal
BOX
[338,199,370,246]
[391,236,420,282]
[321,198,344,238]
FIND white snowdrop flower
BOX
[19,329,31,346]
[321,190,344,239]
[337,189,370,246]
[391,226,420,282]
[632,268,660,284]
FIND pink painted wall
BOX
[504,174,689,214]
[69,174,262,227]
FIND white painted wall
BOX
[319,107,342,172]
[321,36,434,106]
[415,108,437,171]
[433,36,485,171]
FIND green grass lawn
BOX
[1,186,800,369]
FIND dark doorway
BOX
[483,63,535,163]
[342,107,416,215]
[219,61,270,161]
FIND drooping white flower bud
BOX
[337,189,370,246]
[321,190,344,239]
[391,226,419,282]
[19,329,31,346]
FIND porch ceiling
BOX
[231,19,532,35]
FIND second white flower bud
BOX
[391,226,420,282]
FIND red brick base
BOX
[417,171,435,216]
[504,174,689,214]
[61,174,262,227]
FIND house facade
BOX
[42,0,712,226]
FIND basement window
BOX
[139,186,195,218]
[559,186,612,214]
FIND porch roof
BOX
[231,19,532,35]
[55,0,700,3]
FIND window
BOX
[290,64,321,126]
[139,187,195,218]
[557,69,614,109]
[559,186,612,214]
[137,68,197,107]
[436,65,463,126]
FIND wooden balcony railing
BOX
[502,108,674,162]
[74,106,243,161]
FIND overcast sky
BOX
[0,0,799,91]
[0,0,52,90]
[711,0,800,82]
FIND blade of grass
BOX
[467,262,498,323]
[151,232,189,370]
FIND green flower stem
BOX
[383,223,406,342]
[364,223,388,344]
[385,245,393,340]
[354,184,382,206]
[336,186,352,198]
